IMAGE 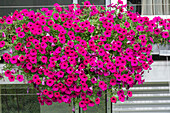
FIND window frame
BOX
[0,0,110,11]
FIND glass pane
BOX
[40,102,73,113]
[34,0,73,5]
[127,0,141,15]
[84,94,106,113]
[1,84,40,113]
[0,0,73,17]
[2,95,40,113]
[128,0,170,15]
[0,8,34,17]
[78,0,105,5]
[0,0,73,6]
[0,0,73,16]
[0,0,34,6]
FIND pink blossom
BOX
[110,96,117,103]
[79,101,86,108]
[8,75,15,82]
[162,31,169,38]
[10,56,18,64]
[57,71,64,78]
[6,18,13,24]
[41,56,48,63]
[110,79,116,86]
[5,70,11,77]
[0,41,5,48]
[32,74,39,82]
[46,79,54,87]
[95,98,100,104]
[17,75,24,82]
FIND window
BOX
[127,0,141,14]
[0,84,40,113]
[127,0,170,15]
[78,0,105,5]
[0,0,73,17]
[0,0,73,6]
[40,102,73,113]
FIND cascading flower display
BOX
[0,0,170,111]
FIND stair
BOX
[113,82,170,113]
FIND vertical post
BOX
[0,85,1,113]
[107,91,111,113]
[105,90,107,113]
[73,101,75,113]
[73,101,80,113]
[79,106,81,113]
[111,101,112,113]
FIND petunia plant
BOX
[0,0,170,111]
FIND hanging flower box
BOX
[0,0,170,112]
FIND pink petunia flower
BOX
[41,56,48,63]
[66,67,74,74]
[57,71,64,78]
[32,74,39,82]
[79,101,86,108]
[47,91,54,98]
[5,70,11,77]
[162,31,169,38]
[6,18,13,24]
[81,83,88,91]
[110,79,116,86]
[10,56,18,64]
[74,85,81,92]
[62,95,70,102]
[54,92,60,98]
[18,32,25,38]
[17,75,24,82]
[95,98,100,104]
[46,79,54,87]
[133,44,140,51]
[8,75,15,82]
[0,41,5,48]
[110,96,117,103]
[131,60,138,66]
[127,91,133,97]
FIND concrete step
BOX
[113,107,170,112]
[132,93,170,98]
[116,100,170,105]
[130,86,169,91]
